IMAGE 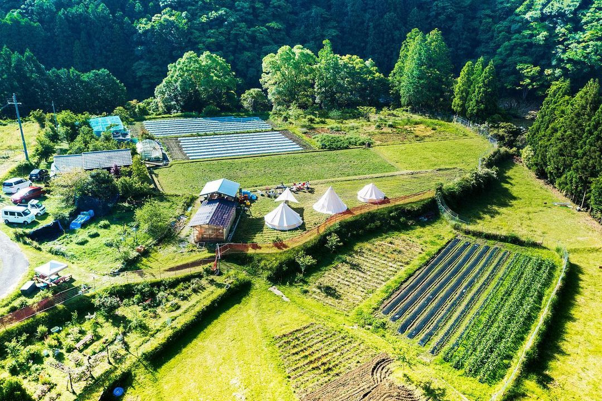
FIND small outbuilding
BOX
[89,116,130,141]
[35,260,68,279]
[51,149,133,175]
[190,178,241,242]
[136,139,163,162]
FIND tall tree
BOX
[466,60,498,121]
[261,45,317,110]
[452,60,474,116]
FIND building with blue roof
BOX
[89,116,130,141]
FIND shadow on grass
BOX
[519,261,583,388]
[455,161,517,222]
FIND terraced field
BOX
[274,323,377,397]
[310,236,423,311]
[302,354,419,401]
[381,238,556,382]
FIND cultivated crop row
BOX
[274,323,376,396]
[311,236,422,311]
[428,251,509,353]
[444,256,554,382]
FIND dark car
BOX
[11,186,44,204]
[29,169,49,183]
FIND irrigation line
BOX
[436,191,468,224]
[490,249,569,401]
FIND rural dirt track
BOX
[0,229,29,299]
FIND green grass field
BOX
[0,122,39,179]
[232,169,460,243]
[155,148,398,195]
[455,162,602,400]
[373,137,491,171]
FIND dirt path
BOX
[0,229,29,299]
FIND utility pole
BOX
[52,101,59,127]
[8,93,29,162]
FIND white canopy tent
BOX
[357,183,386,203]
[275,188,299,203]
[35,261,68,278]
[264,203,303,230]
[313,186,347,215]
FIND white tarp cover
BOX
[275,188,299,203]
[264,203,303,230]
[313,186,348,215]
[35,260,68,277]
[357,183,386,203]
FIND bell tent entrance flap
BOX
[357,183,386,203]
[35,260,68,278]
[275,188,299,203]
[264,202,303,230]
[313,186,348,215]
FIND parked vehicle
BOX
[18,199,46,216]
[2,178,32,194]
[29,169,50,183]
[2,206,35,225]
[11,186,44,204]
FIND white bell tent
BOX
[264,202,303,230]
[357,183,386,203]
[275,188,299,203]
[313,186,347,215]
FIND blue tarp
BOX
[89,116,126,136]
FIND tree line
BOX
[0,0,600,101]
[524,79,602,218]
[0,47,126,115]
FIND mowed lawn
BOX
[456,162,602,400]
[233,169,460,243]
[155,148,397,195]
[373,137,491,171]
[125,283,313,401]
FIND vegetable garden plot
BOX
[143,117,272,137]
[302,354,419,401]
[274,323,377,397]
[380,238,557,383]
[176,131,303,160]
[310,237,423,312]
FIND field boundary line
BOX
[490,249,569,400]
[217,190,433,255]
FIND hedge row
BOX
[230,199,436,282]
[452,224,543,248]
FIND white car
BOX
[2,178,32,194]
[2,206,36,225]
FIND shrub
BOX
[241,88,270,112]
[98,220,110,229]
[35,325,48,339]
[87,230,100,238]
[314,134,373,150]
[74,237,88,245]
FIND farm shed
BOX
[189,199,237,242]
[51,149,133,175]
[200,178,240,200]
[89,116,130,141]
[136,139,163,162]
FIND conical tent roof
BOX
[275,188,299,203]
[357,183,386,203]
[264,202,303,230]
[313,186,347,215]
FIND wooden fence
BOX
[217,189,434,255]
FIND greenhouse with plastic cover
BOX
[136,139,163,162]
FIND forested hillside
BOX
[1,0,601,100]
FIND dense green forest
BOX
[1,0,601,103]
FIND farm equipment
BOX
[239,189,258,201]
[70,210,95,230]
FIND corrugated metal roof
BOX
[199,178,240,197]
[52,149,132,173]
[82,149,132,170]
[89,116,126,134]
[189,199,237,227]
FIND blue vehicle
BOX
[70,210,95,230]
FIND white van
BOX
[2,206,35,225]
[2,178,32,194]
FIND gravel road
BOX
[0,229,29,299]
